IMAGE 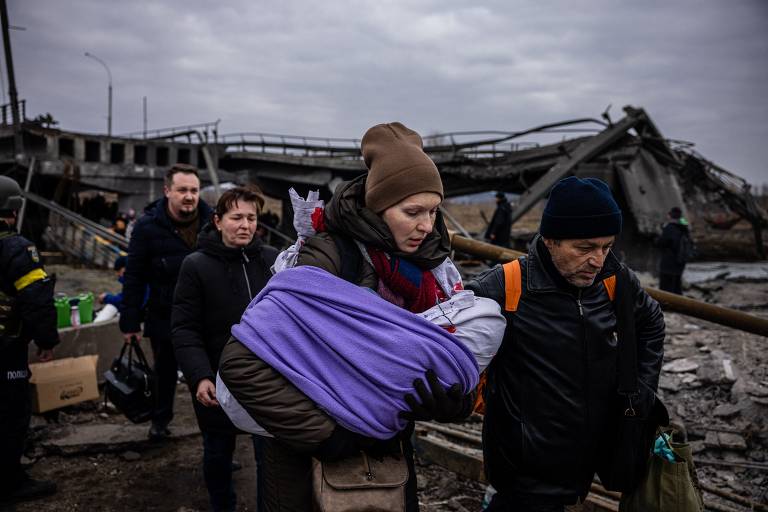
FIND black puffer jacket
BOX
[171,223,277,432]
[120,198,212,339]
[466,237,665,500]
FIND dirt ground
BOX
[7,260,768,511]
[9,387,485,512]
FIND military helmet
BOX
[0,175,24,213]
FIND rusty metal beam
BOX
[509,110,642,225]
[451,235,768,338]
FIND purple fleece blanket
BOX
[231,265,479,439]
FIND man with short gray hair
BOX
[468,176,665,511]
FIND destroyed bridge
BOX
[0,104,765,271]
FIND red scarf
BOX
[367,247,441,313]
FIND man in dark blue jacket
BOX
[655,206,691,295]
[468,177,665,511]
[120,164,212,440]
[485,191,513,247]
[0,176,59,504]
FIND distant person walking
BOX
[120,164,212,440]
[485,191,512,247]
[173,186,277,512]
[655,206,693,295]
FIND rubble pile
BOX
[657,272,768,508]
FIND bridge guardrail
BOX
[22,191,128,269]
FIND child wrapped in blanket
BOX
[217,189,505,439]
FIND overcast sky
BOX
[8,1,768,187]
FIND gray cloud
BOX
[8,0,768,186]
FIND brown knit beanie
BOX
[362,122,444,213]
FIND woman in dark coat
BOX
[219,123,475,511]
[172,186,277,512]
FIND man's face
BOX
[164,172,200,220]
[543,236,615,288]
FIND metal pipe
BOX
[451,235,768,338]
[16,156,34,231]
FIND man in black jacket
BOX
[0,176,59,503]
[655,206,690,295]
[120,164,212,440]
[467,177,665,511]
[485,191,513,247]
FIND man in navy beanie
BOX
[468,176,665,511]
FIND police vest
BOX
[472,258,617,414]
[0,230,21,339]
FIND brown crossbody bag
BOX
[312,443,408,512]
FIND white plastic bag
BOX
[271,188,324,274]
[93,304,119,323]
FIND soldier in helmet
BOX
[0,175,59,504]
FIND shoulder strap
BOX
[603,275,617,301]
[330,234,363,285]
[615,265,639,403]
[502,259,522,312]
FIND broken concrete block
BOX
[121,451,141,461]
[689,440,706,454]
[747,383,768,398]
[662,358,699,373]
[704,431,720,448]
[659,375,681,392]
[681,374,700,388]
[713,403,741,418]
[718,432,748,451]
[722,359,737,382]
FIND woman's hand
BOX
[196,378,219,407]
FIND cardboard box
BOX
[29,355,100,413]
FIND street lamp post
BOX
[84,51,112,136]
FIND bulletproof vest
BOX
[0,230,21,340]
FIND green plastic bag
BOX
[619,434,704,512]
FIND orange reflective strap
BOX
[603,275,617,301]
[473,371,487,415]
[503,259,522,312]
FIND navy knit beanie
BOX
[539,176,622,239]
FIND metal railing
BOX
[0,99,26,125]
[216,120,606,161]
[21,190,128,269]
[120,120,220,142]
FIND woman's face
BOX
[381,192,442,253]
[214,200,259,248]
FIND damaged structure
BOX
[0,104,765,271]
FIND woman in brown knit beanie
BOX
[219,122,474,511]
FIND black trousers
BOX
[659,273,683,295]
[0,340,32,496]
[202,431,265,512]
[486,490,569,512]
[149,336,178,427]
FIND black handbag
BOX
[103,337,157,423]
[597,265,669,493]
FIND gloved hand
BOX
[399,369,474,423]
